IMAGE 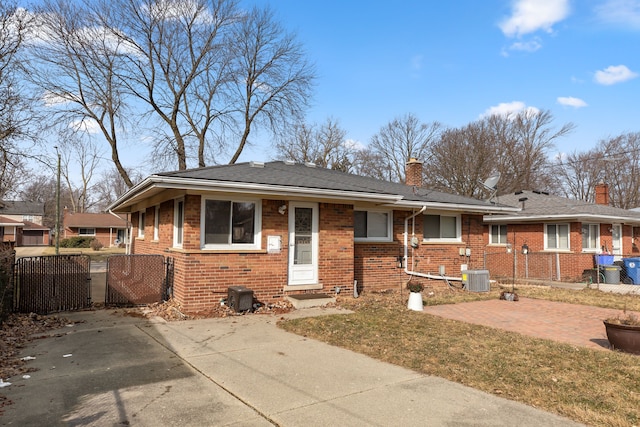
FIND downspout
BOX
[404,206,463,282]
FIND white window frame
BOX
[581,223,600,252]
[173,198,184,248]
[200,197,262,250]
[544,223,570,250]
[138,210,146,238]
[423,213,461,242]
[354,209,393,242]
[153,206,160,241]
[78,227,96,236]
[489,224,508,245]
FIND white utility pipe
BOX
[403,206,464,282]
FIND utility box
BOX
[462,270,490,292]
[227,286,254,312]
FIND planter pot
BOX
[603,320,640,355]
[407,292,423,311]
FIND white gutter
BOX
[389,200,520,214]
[403,206,463,283]
[483,213,640,224]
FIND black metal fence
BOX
[14,255,91,314]
[106,255,172,306]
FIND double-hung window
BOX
[582,223,599,251]
[545,223,569,250]
[138,210,146,238]
[423,213,460,242]
[201,198,261,249]
[354,210,392,242]
[489,224,508,244]
[174,199,184,248]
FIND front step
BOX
[286,293,336,309]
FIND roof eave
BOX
[108,176,403,212]
[483,213,640,224]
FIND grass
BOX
[42,246,126,262]
[279,286,640,427]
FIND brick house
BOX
[483,184,640,282]
[63,211,129,247]
[108,159,518,312]
[0,201,49,246]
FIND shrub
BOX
[90,238,103,251]
[59,236,94,248]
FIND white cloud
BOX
[500,0,570,37]
[595,0,640,29]
[344,139,365,151]
[594,65,639,85]
[557,96,588,108]
[42,92,71,107]
[69,118,100,134]
[480,101,539,119]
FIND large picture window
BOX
[489,224,508,244]
[423,213,460,241]
[582,223,599,251]
[78,228,95,236]
[201,198,261,249]
[354,210,392,241]
[545,223,570,250]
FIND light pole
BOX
[54,146,61,255]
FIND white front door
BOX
[288,202,319,285]
[612,224,623,255]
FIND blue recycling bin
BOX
[623,258,640,285]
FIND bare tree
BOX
[369,113,442,183]
[102,0,239,170]
[274,118,354,170]
[56,130,103,213]
[27,0,134,187]
[424,121,497,198]
[489,109,574,194]
[553,149,605,202]
[0,3,33,197]
[597,132,640,209]
[92,167,144,212]
[228,6,315,164]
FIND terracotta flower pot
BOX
[603,320,640,355]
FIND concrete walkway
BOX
[2,308,581,426]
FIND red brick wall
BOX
[355,213,486,292]
[131,197,357,313]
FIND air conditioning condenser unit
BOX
[461,270,490,292]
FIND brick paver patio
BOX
[424,297,628,351]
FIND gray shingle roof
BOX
[488,190,640,223]
[0,201,44,215]
[158,161,500,208]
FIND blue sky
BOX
[238,0,640,162]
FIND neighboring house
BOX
[63,211,129,248]
[483,184,640,282]
[108,159,518,312]
[0,216,25,246]
[0,201,49,246]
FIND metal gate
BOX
[106,255,172,305]
[14,255,91,314]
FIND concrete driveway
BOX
[1,308,582,426]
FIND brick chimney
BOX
[405,158,423,187]
[595,182,610,205]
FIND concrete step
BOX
[286,293,336,309]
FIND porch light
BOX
[521,244,529,254]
